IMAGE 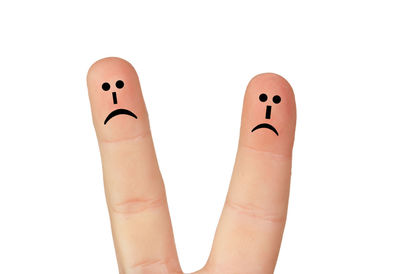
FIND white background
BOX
[1,1,399,273]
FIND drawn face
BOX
[251,93,281,136]
[87,57,149,142]
[239,73,295,154]
[101,79,138,125]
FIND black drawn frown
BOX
[251,93,281,136]
[101,80,138,125]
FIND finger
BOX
[87,57,181,273]
[206,73,296,273]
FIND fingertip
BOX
[240,73,296,155]
[87,57,137,81]
[87,57,149,142]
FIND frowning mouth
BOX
[104,109,137,125]
[251,123,279,136]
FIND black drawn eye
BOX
[273,95,281,104]
[102,82,110,91]
[116,80,124,89]
[259,93,268,102]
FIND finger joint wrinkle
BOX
[126,259,181,274]
[226,199,286,224]
[110,197,166,216]
[240,144,292,159]
[99,130,151,144]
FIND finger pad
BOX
[87,57,149,141]
[240,73,296,155]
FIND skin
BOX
[87,57,296,274]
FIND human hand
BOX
[87,57,296,274]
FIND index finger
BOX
[87,57,182,273]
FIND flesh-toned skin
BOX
[87,57,296,274]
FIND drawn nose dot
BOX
[273,95,281,104]
[116,80,124,89]
[259,93,268,102]
[102,82,110,91]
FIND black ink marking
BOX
[112,92,118,104]
[251,123,279,136]
[104,109,137,125]
[273,95,281,104]
[102,82,110,91]
[116,80,124,89]
[259,93,267,102]
[265,105,272,119]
